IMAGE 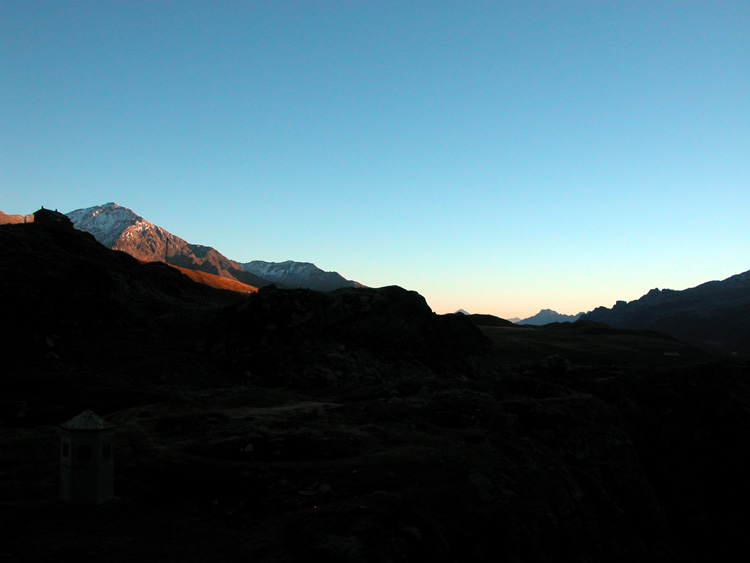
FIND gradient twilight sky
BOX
[2,1,749,319]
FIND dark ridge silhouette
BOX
[581,272,750,354]
[2,220,750,562]
[462,313,517,327]
[517,308,582,325]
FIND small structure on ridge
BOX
[58,409,116,504]
[33,206,72,226]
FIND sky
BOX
[2,1,749,319]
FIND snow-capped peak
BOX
[66,202,149,247]
[66,202,363,291]
[239,260,358,291]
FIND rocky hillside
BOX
[2,220,750,562]
[581,271,750,354]
[0,210,32,224]
[240,260,363,292]
[66,202,362,291]
[66,203,267,288]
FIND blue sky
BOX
[3,1,749,318]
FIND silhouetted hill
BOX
[2,220,750,562]
[517,309,582,325]
[220,284,492,389]
[580,271,750,353]
[0,221,248,420]
[463,313,517,327]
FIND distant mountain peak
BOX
[516,309,582,325]
[240,260,362,291]
[66,202,149,248]
[66,203,362,292]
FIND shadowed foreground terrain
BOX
[2,222,749,562]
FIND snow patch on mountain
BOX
[67,202,148,247]
[240,260,359,291]
[67,202,194,264]
[66,202,363,291]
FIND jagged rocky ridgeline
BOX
[579,272,750,354]
[65,202,363,291]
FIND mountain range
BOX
[499,277,750,355]
[3,202,749,354]
[511,275,750,354]
[3,218,749,561]
[514,309,583,325]
[580,271,750,354]
[241,259,363,292]
[65,202,362,292]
